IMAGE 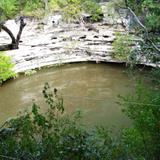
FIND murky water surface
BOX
[0,63,136,130]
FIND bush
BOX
[0,52,17,84]
[0,0,45,19]
[61,0,82,22]
[49,0,103,22]
[119,82,160,159]
[149,67,160,87]
[127,0,160,32]
[0,83,121,160]
[0,0,18,20]
[113,32,133,61]
[0,80,159,159]
[22,0,45,18]
[0,0,103,21]
[83,0,103,22]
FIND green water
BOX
[0,63,135,130]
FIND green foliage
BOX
[0,0,102,21]
[149,67,160,86]
[127,0,160,32]
[119,81,160,159]
[82,0,102,22]
[61,0,82,22]
[0,83,119,159]
[0,52,17,84]
[50,0,103,22]
[0,0,18,20]
[0,79,160,159]
[121,128,146,159]
[23,0,43,12]
[113,32,133,61]
[0,0,45,19]
[22,0,45,18]
[142,0,160,31]
[123,0,160,65]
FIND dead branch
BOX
[1,25,16,44]
[127,7,160,53]
[16,17,26,44]
[0,17,26,51]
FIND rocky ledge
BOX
[0,16,159,73]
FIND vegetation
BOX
[126,0,160,31]
[113,32,133,61]
[0,79,160,159]
[149,67,160,86]
[126,0,160,62]
[0,0,18,20]
[0,52,17,83]
[119,81,160,159]
[111,0,160,64]
[0,0,102,21]
[0,0,102,51]
[0,0,44,19]
[49,0,103,22]
[0,0,26,51]
[49,0,102,22]
[0,0,160,159]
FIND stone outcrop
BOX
[0,3,159,73]
[0,18,126,73]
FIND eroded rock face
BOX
[0,3,159,73]
[0,17,125,73]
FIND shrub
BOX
[0,83,92,159]
[22,0,45,18]
[0,83,125,159]
[148,67,160,88]
[62,1,82,22]
[119,82,160,159]
[0,80,159,159]
[83,0,103,22]
[113,32,133,61]
[49,0,103,22]
[0,52,17,83]
[0,0,18,19]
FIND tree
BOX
[120,82,160,159]
[114,0,160,64]
[0,52,17,83]
[125,0,160,54]
[0,18,26,51]
[0,0,26,51]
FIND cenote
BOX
[0,62,140,130]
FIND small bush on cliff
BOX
[22,0,45,18]
[50,0,103,22]
[113,32,133,61]
[0,52,16,83]
[82,0,103,22]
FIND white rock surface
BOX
[0,14,159,73]
[0,18,122,73]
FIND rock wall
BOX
[0,18,126,73]
[0,3,159,73]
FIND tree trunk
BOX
[0,17,26,51]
